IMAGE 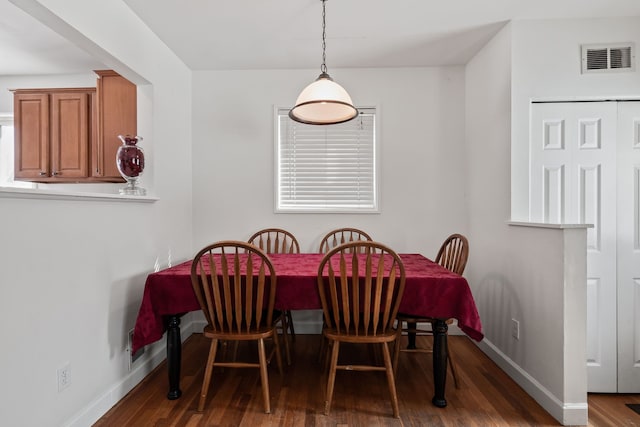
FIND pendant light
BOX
[289,0,358,125]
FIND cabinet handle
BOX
[39,171,47,176]
[52,171,59,176]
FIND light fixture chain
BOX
[321,0,327,74]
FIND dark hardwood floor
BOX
[94,334,640,426]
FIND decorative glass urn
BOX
[116,135,146,196]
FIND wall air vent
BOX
[581,43,635,73]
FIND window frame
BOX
[274,106,380,214]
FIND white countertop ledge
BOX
[508,221,592,229]
[0,187,158,202]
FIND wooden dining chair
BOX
[190,241,286,414]
[318,227,373,253]
[248,228,298,357]
[317,228,373,363]
[393,233,469,388]
[317,241,406,418]
[248,228,300,255]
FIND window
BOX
[275,107,378,213]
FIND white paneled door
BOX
[616,102,640,392]
[530,101,640,393]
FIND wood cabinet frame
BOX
[12,70,136,183]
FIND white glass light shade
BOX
[289,73,358,125]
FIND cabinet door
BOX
[50,92,90,179]
[94,70,136,180]
[14,93,49,179]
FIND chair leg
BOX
[382,342,400,418]
[271,329,284,375]
[324,340,340,415]
[393,320,460,389]
[198,338,219,411]
[275,315,291,366]
[285,310,296,341]
[322,339,334,374]
[281,316,291,366]
[317,323,329,365]
[219,340,228,362]
[392,327,402,376]
[231,341,239,362]
[257,338,271,414]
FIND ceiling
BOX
[2,0,640,75]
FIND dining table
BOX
[132,252,483,408]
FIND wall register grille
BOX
[581,43,635,73]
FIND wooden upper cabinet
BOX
[94,70,137,180]
[13,88,93,181]
[12,70,136,183]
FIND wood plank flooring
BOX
[94,334,640,426]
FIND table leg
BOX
[432,319,448,407]
[166,315,182,400]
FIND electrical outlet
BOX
[511,318,520,340]
[57,362,71,392]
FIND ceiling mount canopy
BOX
[289,0,358,126]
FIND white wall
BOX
[464,16,640,424]
[508,16,640,422]
[0,1,193,426]
[511,17,640,219]
[0,73,97,113]
[191,66,469,332]
[2,5,634,427]
[191,67,468,254]
[465,23,588,425]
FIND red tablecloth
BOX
[132,253,483,354]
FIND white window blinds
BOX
[276,107,378,213]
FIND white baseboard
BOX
[63,317,204,427]
[62,313,323,426]
[65,318,586,427]
[289,310,323,334]
[477,339,588,426]
[63,315,325,427]
[289,320,323,334]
